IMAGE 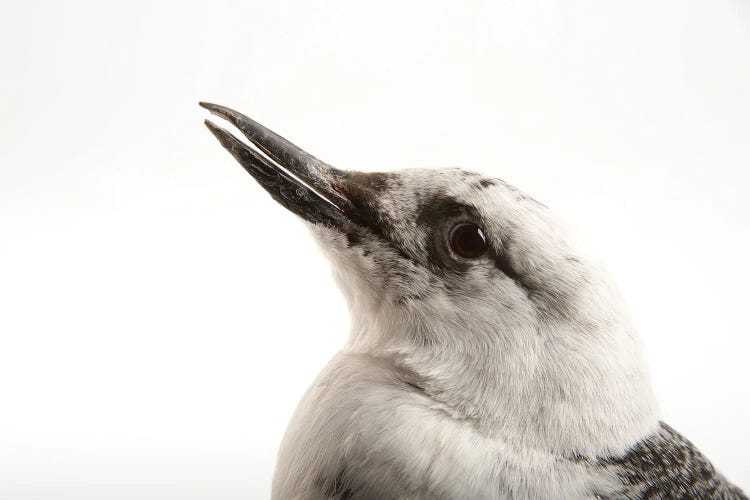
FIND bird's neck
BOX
[346,305,660,459]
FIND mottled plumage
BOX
[601,422,746,499]
[201,103,746,499]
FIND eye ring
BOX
[449,222,488,259]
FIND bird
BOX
[200,102,747,500]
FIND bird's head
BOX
[201,103,657,456]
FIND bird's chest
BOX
[380,411,619,500]
[273,356,622,499]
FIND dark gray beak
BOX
[200,102,355,228]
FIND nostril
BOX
[332,183,351,200]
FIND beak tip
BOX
[203,120,229,146]
[199,102,224,117]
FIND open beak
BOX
[200,102,354,229]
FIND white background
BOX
[1,1,749,498]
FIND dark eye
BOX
[449,223,488,259]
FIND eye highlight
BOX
[449,223,488,259]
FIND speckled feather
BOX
[600,422,747,499]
